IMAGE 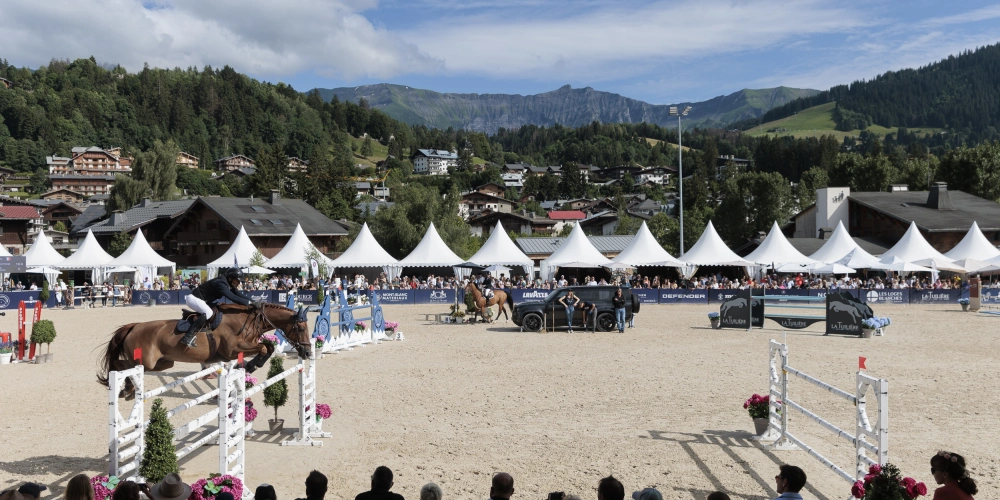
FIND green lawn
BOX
[349,135,390,169]
[645,137,693,151]
[747,102,943,140]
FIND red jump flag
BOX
[133,347,142,361]
[238,352,244,366]
[859,356,867,370]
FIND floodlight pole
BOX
[671,106,691,255]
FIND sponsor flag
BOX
[18,300,26,360]
[858,356,867,370]
[234,254,239,270]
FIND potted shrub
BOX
[189,475,244,500]
[851,463,926,500]
[708,311,720,329]
[743,393,775,436]
[263,357,288,434]
[30,319,56,363]
[958,297,970,311]
[0,341,14,365]
[449,303,466,323]
[140,399,179,482]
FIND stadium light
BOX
[669,106,692,255]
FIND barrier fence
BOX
[761,341,888,485]
[107,340,326,497]
[3,287,995,310]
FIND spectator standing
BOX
[578,300,597,331]
[931,451,977,499]
[489,473,514,500]
[65,474,95,500]
[772,465,806,500]
[296,471,328,500]
[419,483,442,500]
[355,466,403,500]
[559,291,580,333]
[612,288,626,333]
[255,485,278,500]
[597,476,624,500]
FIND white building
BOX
[412,149,458,175]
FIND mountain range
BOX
[314,84,819,134]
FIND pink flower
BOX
[245,401,258,422]
[851,481,865,498]
[315,403,332,419]
[914,482,927,496]
[864,474,875,485]
[901,477,916,488]
[869,464,882,475]
[189,475,244,500]
[90,476,116,500]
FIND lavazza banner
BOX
[512,289,551,304]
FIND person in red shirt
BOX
[794,274,804,288]
[931,451,977,499]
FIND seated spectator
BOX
[419,483,442,500]
[931,450,977,499]
[356,466,403,500]
[631,488,661,500]
[598,476,623,500]
[66,474,95,500]
[16,483,47,500]
[706,493,731,500]
[297,471,328,500]
[113,481,142,500]
[255,484,278,500]
[489,473,514,500]
[773,465,806,500]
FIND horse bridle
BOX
[242,305,311,357]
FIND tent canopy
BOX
[399,222,464,267]
[24,229,66,268]
[541,223,611,279]
[943,222,1000,261]
[208,226,267,276]
[744,221,817,267]
[266,223,335,270]
[611,221,683,267]
[834,247,885,269]
[55,229,114,270]
[809,221,860,263]
[875,255,932,272]
[330,222,398,269]
[879,222,953,263]
[467,221,534,276]
[108,230,176,280]
[678,221,750,266]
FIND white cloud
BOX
[918,4,1000,27]
[399,0,871,81]
[0,0,442,81]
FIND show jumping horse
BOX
[464,283,514,324]
[98,303,312,397]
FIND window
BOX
[270,219,283,225]
[250,219,262,225]
[251,206,265,212]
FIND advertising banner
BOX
[631,289,660,304]
[981,288,1000,305]
[414,289,456,305]
[909,289,961,304]
[708,289,741,303]
[861,289,909,305]
[512,289,552,304]
[0,291,41,309]
[658,289,708,304]
[372,290,414,305]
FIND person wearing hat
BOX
[17,483,46,500]
[631,489,662,500]
[147,473,191,500]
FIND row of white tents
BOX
[6,217,1000,284]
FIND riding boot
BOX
[181,314,207,348]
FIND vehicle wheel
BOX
[522,313,543,332]
[596,312,615,332]
[631,293,641,314]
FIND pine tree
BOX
[140,398,179,482]
[360,136,374,158]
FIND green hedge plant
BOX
[31,319,56,353]
[263,357,288,422]
[140,398,179,482]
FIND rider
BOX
[180,268,256,348]
[481,272,497,299]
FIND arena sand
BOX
[0,304,997,500]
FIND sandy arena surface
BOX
[0,303,997,500]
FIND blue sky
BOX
[4,0,1000,104]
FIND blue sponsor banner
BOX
[764,288,811,297]
[0,291,42,309]
[512,289,551,304]
[632,289,660,304]
[372,290,414,304]
[132,290,179,305]
[708,289,740,303]
[910,289,960,304]
[981,288,1000,304]
[659,289,708,304]
[861,288,909,305]
[414,289,455,305]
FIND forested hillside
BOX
[736,43,1000,146]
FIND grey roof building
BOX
[75,199,194,236]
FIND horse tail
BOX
[97,323,138,387]
[506,291,514,311]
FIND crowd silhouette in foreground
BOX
[0,451,979,500]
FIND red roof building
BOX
[546,210,587,221]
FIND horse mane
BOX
[216,302,294,315]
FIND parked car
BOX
[512,285,640,332]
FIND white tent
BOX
[107,230,176,284]
[55,229,115,282]
[879,221,953,263]
[810,221,862,263]
[467,221,534,276]
[207,226,267,278]
[874,255,932,273]
[744,221,817,267]
[835,247,885,269]
[610,221,683,268]
[330,223,399,278]
[678,221,750,266]
[24,229,66,268]
[950,258,994,274]
[943,222,1000,261]
[910,257,965,273]
[776,262,856,274]
[540,223,611,279]
[265,223,335,275]
[399,223,465,270]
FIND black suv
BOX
[512,286,640,332]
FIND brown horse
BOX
[464,283,514,323]
[97,303,311,395]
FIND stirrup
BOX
[181,334,197,348]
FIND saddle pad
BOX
[175,309,225,333]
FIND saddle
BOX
[175,305,224,334]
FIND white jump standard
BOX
[758,341,889,485]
